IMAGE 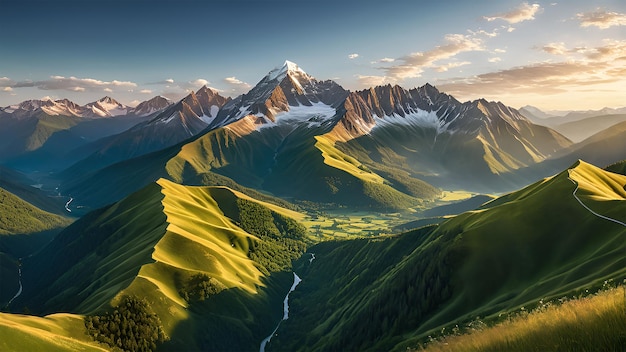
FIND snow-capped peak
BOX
[266,60,308,82]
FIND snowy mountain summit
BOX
[209,60,348,129]
[266,60,307,82]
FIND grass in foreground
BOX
[420,286,626,352]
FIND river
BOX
[259,272,302,352]
[259,253,315,352]
[6,265,23,308]
[65,197,73,213]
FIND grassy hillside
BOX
[0,187,72,305]
[163,121,429,210]
[0,188,71,237]
[421,285,626,351]
[605,159,626,176]
[0,313,106,352]
[8,178,308,351]
[272,160,626,351]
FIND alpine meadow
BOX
[1,1,625,351]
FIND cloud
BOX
[577,10,626,29]
[348,53,359,59]
[540,39,626,61]
[0,75,137,93]
[488,57,502,63]
[436,53,622,102]
[381,33,484,80]
[494,48,507,53]
[189,79,209,87]
[541,42,568,55]
[140,89,153,94]
[469,29,499,38]
[103,88,113,93]
[223,76,252,95]
[357,75,394,87]
[434,39,626,107]
[2,87,13,92]
[484,2,541,23]
[436,61,471,72]
[376,58,395,63]
[147,78,175,85]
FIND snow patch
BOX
[258,102,336,130]
[209,105,219,117]
[198,114,215,124]
[159,112,179,124]
[372,108,452,134]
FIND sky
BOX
[1,0,625,111]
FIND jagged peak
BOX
[196,85,220,95]
[97,96,119,104]
[266,60,309,82]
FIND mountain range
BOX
[46,61,578,213]
[0,61,624,352]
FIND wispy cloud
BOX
[356,75,392,87]
[381,33,484,80]
[577,10,626,29]
[436,61,471,72]
[348,53,359,59]
[488,57,502,63]
[374,58,395,63]
[147,78,175,85]
[484,2,541,23]
[139,89,152,94]
[0,75,137,93]
[223,76,251,95]
[437,61,613,98]
[540,39,626,61]
[189,79,209,88]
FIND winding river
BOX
[260,253,315,352]
[65,197,73,213]
[6,265,23,308]
[259,272,302,352]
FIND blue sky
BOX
[1,0,625,110]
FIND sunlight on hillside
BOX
[420,286,626,352]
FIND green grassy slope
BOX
[164,120,428,210]
[17,182,168,315]
[422,285,626,352]
[8,178,307,351]
[605,159,626,176]
[0,313,106,352]
[0,188,71,237]
[0,187,72,304]
[273,160,626,351]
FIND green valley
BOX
[1,51,625,352]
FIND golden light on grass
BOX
[421,286,626,352]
